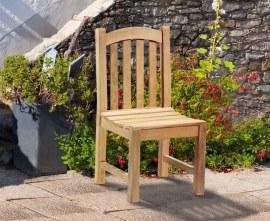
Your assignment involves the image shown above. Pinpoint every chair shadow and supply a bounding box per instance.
[105,175,263,221]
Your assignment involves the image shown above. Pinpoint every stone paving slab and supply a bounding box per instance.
[1,165,270,220]
[110,208,186,221]
[164,199,252,221]
[248,188,270,197]
[221,193,270,213]
[140,183,194,206]
[0,174,26,187]
[215,212,270,221]
[0,201,43,220]
[232,171,270,188]
[257,194,270,203]
[25,171,76,184]
[13,197,93,217]
[0,184,54,201]
[0,165,30,181]
[203,170,266,195]
[54,211,122,221]
[12,218,54,221]
[106,173,193,188]
[30,177,119,198]
[162,192,269,221]
[71,191,156,213]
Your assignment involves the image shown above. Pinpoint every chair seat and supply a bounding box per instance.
[101,107,204,130]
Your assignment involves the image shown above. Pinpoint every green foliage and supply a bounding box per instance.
[0,54,74,108]
[106,132,159,175]
[53,56,96,171]
[55,124,95,171]
[171,51,236,140]
[0,55,39,103]
[206,118,270,171]
[197,48,207,55]
[0,53,96,172]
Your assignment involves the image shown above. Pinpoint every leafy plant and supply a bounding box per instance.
[55,124,95,172]
[0,53,96,172]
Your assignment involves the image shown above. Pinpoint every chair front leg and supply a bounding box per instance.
[127,130,141,203]
[95,126,107,184]
[193,123,206,195]
[158,139,169,177]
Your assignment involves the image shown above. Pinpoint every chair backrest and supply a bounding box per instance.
[95,26,171,114]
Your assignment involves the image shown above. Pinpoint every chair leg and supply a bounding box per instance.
[193,123,206,195]
[95,126,107,184]
[158,139,169,177]
[127,130,141,203]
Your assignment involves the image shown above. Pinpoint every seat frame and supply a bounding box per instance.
[95,26,206,203]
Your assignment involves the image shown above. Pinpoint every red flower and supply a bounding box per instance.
[258,152,266,160]
[247,72,258,81]
[179,102,186,110]
[231,110,239,116]
[118,101,122,109]
[144,78,148,86]
[188,76,196,81]
[169,146,176,154]
[237,86,245,93]
[118,90,122,98]
[117,158,126,166]
[224,168,233,173]
[204,93,210,99]
[177,60,184,68]
[214,114,223,127]
[152,157,158,164]
[150,174,157,178]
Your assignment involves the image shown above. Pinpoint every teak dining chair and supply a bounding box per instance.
[95,26,206,203]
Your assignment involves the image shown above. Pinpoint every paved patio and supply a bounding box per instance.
[1,164,270,221]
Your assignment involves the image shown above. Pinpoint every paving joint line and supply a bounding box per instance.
[6,196,54,201]
[10,199,52,220]
[25,177,75,184]
[28,183,68,199]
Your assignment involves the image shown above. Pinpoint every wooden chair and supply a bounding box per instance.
[95,26,206,203]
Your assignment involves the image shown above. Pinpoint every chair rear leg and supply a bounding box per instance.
[158,139,169,177]
[193,123,206,195]
[95,127,107,184]
[127,130,141,203]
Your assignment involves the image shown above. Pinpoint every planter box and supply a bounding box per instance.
[12,103,70,176]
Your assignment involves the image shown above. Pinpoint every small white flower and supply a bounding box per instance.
[212,0,217,11]
[216,47,222,52]
[212,0,223,11]
[220,9,226,15]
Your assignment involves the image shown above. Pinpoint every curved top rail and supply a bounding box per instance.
[105,27,163,45]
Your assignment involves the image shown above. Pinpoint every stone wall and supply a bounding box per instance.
[56,0,270,120]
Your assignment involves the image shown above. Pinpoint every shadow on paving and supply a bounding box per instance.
[0,165,266,221]
[0,165,30,187]
[103,176,263,221]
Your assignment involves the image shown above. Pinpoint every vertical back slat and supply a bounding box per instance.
[95,28,107,114]
[160,26,171,107]
[110,43,118,110]
[136,40,144,108]
[149,41,157,107]
[123,40,132,109]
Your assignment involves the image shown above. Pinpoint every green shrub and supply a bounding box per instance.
[0,53,96,172]
[55,124,95,172]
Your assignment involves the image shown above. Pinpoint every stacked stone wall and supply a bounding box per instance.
[57,0,270,120]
